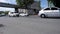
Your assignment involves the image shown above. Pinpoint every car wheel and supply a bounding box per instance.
[26,15,29,16]
[40,14,46,18]
[16,15,19,17]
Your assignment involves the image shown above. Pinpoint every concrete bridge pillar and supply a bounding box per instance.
[15,8,19,17]
[15,8,19,13]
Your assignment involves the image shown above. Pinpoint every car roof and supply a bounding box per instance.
[43,7,59,9]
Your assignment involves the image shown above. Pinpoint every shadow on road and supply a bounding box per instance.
[43,17,60,19]
[0,24,4,28]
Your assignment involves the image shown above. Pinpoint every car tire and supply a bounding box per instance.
[40,14,46,18]
[26,15,29,16]
[16,15,19,17]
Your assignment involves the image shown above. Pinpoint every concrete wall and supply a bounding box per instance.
[18,9,28,13]
[18,9,36,15]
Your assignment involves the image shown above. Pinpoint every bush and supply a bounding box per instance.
[4,11,9,15]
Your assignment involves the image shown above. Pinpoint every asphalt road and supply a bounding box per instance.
[0,15,60,34]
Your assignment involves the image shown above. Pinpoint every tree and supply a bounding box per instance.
[4,11,9,15]
[47,0,54,7]
[16,0,34,9]
[47,0,60,8]
[53,0,60,8]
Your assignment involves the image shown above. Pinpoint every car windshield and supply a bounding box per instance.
[51,8,58,10]
[44,8,50,10]
[20,12,27,14]
[11,12,18,14]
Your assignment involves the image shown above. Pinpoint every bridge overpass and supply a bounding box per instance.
[0,2,21,12]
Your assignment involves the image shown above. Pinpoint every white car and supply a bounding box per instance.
[19,12,29,16]
[38,7,60,18]
[8,12,19,17]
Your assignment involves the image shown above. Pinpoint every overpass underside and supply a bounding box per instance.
[0,2,21,13]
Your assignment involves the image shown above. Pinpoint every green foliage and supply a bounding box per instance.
[4,11,9,15]
[0,11,4,14]
[48,0,52,2]
[47,0,60,8]
[47,0,54,7]
[48,0,54,3]
[0,11,9,15]
[52,0,60,8]
[16,0,34,8]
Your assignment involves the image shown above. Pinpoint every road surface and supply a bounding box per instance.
[0,15,60,34]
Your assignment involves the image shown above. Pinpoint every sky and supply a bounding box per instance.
[0,0,48,11]
[41,0,48,8]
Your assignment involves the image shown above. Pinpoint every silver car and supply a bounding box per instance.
[38,7,60,18]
